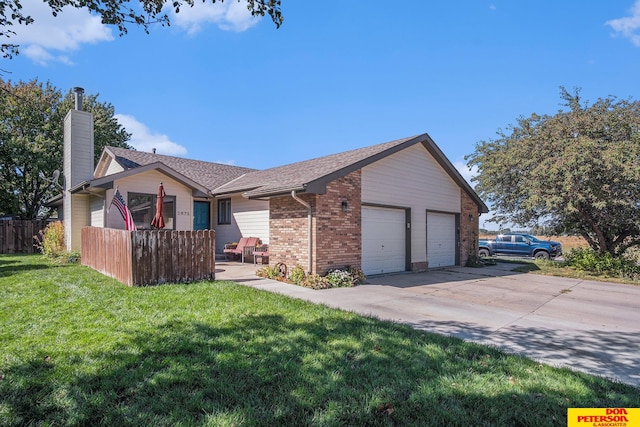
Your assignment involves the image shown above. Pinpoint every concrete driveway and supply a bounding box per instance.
[216,262,640,387]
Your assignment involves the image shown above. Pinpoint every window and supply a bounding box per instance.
[217,198,231,225]
[128,192,176,230]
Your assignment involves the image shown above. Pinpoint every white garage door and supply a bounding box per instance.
[427,212,456,268]
[362,206,406,275]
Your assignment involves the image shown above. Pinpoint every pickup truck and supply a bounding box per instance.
[478,234,562,260]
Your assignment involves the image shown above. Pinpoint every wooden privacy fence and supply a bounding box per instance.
[82,227,216,286]
[1,220,49,254]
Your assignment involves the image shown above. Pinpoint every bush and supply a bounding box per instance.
[300,274,332,290]
[288,265,306,285]
[325,266,366,288]
[256,265,282,280]
[66,251,81,264]
[565,248,640,280]
[35,221,65,258]
[256,264,366,290]
[345,266,366,285]
[34,222,80,263]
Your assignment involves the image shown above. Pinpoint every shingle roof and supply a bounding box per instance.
[103,133,488,213]
[105,147,255,191]
[213,135,420,197]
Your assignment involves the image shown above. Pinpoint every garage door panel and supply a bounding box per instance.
[427,212,456,268]
[362,207,405,275]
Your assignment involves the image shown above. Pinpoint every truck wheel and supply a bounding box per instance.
[478,249,490,257]
[534,251,550,261]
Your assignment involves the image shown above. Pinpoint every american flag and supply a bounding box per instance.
[110,189,137,231]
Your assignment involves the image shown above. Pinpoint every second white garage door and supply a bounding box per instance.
[362,206,406,275]
[427,212,456,268]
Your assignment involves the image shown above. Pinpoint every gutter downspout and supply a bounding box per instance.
[291,190,312,274]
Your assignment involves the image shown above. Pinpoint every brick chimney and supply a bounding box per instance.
[63,87,95,251]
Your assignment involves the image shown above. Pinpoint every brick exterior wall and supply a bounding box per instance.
[460,190,480,266]
[269,171,481,274]
[411,261,428,272]
[268,192,315,272]
[268,171,362,275]
[314,171,362,275]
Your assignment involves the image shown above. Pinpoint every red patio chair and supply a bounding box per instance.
[223,237,260,263]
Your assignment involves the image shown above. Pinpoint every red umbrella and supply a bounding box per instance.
[150,182,166,229]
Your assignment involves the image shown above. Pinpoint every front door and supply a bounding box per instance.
[193,201,210,230]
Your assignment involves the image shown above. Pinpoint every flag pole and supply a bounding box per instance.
[106,185,119,213]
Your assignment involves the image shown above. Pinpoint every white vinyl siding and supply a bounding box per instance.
[63,110,94,188]
[362,144,461,267]
[62,110,94,251]
[94,154,125,178]
[215,196,269,253]
[106,170,193,230]
[90,196,104,227]
[105,159,125,176]
[66,194,90,251]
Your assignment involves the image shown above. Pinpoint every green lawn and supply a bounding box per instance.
[505,259,640,285]
[1,255,638,426]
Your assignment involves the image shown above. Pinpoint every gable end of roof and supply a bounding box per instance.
[236,133,487,214]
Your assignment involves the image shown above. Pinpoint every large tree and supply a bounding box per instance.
[1,0,283,58]
[466,87,640,256]
[0,79,131,219]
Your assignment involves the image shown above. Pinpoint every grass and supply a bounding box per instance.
[506,259,640,286]
[1,255,639,426]
[479,234,640,285]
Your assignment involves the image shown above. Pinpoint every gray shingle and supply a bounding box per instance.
[213,135,420,196]
[106,147,255,191]
[104,134,487,213]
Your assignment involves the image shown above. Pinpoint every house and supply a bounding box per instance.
[59,89,488,276]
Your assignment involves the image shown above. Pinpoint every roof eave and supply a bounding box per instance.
[44,193,63,208]
[418,138,489,213]
[300,134,429,195]
[235,132,488,213]
[244,185,307,199]
[90,162,212,198]
[94,148,117,177]
[213,185,262,198]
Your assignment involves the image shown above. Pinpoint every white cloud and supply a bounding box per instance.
[11,1,113,64]
[10,0,258,64]
[115,114,188,156]
[606,0,640,46]
[454,160,478,186]
[171,0,261,35]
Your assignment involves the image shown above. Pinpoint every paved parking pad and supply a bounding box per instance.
[216,262,640,387]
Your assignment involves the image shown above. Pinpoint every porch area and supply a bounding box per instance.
[214,261,264,283]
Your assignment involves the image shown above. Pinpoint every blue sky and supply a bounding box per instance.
[4,1,640,227]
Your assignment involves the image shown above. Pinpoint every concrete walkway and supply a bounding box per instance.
[215,262,640,387]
